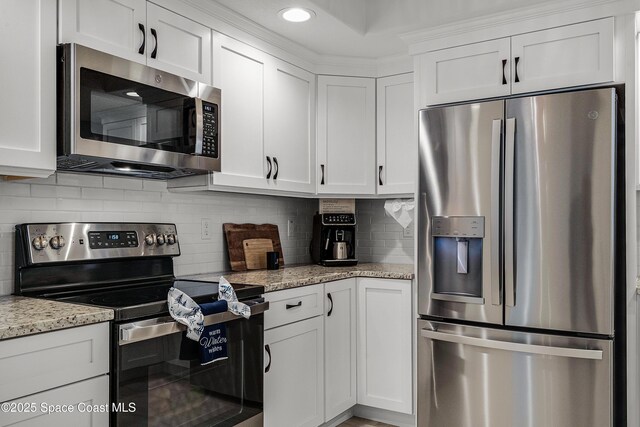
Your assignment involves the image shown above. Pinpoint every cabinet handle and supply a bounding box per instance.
[273,157,279,181]
[138,23,145,55]
[327,293,333,316]
[150,28,158,59]
[266,156,272,179]
[286,301,302,309]
[501,59,507,85]
[378,165,383,186]
[320,164,325,185]
[514,56,520,83]
[265,344,271,373]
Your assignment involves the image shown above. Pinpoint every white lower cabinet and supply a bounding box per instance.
[357,278,412,414]
[0,322,110,427]
[264,279,413,426]
[324,279,357,421]
[0,376,109,427]
[264,316,324,427]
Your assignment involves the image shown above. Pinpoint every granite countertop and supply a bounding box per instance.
[0,296,113,341]
[183,263,414,293]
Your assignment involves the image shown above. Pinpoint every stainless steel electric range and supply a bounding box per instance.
[14,223,267,427]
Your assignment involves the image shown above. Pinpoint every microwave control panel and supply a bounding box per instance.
[201,101,218,158]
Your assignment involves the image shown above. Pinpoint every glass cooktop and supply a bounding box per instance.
[53,279,263,322]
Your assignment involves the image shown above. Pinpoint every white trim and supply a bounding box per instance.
[352,404,415,427]
[402,0,640,54]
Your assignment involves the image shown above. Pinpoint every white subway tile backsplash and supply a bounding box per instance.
[103,176,144,190]
[356,199,414,265]
[0,172,316,295]
[57,173,103,188]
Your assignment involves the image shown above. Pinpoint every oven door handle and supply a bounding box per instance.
[119,300,269,345]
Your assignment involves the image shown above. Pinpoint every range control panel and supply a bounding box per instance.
[321,213,356,226]
[22,223,180,264]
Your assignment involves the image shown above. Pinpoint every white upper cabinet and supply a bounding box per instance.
[510,18,614,95]
[265,59,316,193]
[145,3,211,84]
[376,73,415,195]
[420,18,614,105]
[210,34,268,190]
[59,0,147,64]
[423,38,511,105]
[0,0,56,178]
[59,0,212,84]
[317,76,376,195]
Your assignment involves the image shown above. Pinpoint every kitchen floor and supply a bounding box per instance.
[339,417,395,427]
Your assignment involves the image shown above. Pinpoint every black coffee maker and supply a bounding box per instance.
[311,213,358,266]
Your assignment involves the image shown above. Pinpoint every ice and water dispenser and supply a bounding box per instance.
[431,216,484,300]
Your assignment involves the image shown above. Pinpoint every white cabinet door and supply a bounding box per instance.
[324,279,357,421]
[145,3,212,84]
[0,0,56,178]
[357,278,412,414]
[422,38,511,105]
[317,76,376,195]
[265,59,316,193]
[211,34,268,190]
[58,0,147,64]
[264,316,324,427]
[377,73,415,195]
[0,375,109,427]
[511,18,614,94]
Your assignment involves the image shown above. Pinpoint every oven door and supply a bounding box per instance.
[115,302,267,427]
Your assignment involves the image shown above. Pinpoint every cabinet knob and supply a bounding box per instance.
[514,56,520,83]
[266,156,272,179]
[327,293,334,316]
[501,59,507,85]
[138,23,145,55]
[320,164,325,185]
[378,165,384,186]
[265,344,272,373]
[273,157,279,181]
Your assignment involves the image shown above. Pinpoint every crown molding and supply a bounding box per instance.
[401,0,640,54]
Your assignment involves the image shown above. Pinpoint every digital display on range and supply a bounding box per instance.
[88,231,138,249]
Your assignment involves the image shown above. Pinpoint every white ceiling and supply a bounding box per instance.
[209,0,553,59]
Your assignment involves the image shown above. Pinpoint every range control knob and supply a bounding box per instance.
[32,235,48,250]
[144,234,156,246]
[156,234,166,245]
[166,234,177,245]
[50,236,66,250]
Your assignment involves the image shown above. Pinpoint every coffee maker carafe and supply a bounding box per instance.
[311,213,358,266]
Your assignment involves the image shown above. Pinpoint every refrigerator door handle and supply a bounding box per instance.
[504,117,516,307]
[490,119,502,306]
[420,329,603,360]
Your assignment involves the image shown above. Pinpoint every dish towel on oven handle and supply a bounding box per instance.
[218,277,251,319]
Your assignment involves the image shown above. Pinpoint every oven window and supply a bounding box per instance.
[79,68,196,153]
[115,316,263,427]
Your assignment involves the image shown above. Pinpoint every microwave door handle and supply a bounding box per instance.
[194,98,204,155]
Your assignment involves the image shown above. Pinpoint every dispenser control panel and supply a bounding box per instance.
[431,216,484,238]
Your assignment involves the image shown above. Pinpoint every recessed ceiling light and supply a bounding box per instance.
[125,91,140,97]
[279,7,315,23]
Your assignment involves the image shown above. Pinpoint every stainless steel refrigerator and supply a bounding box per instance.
[417,87,624,427]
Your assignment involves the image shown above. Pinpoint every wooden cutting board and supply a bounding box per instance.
[243,238,274,270]
[223,223,284,271]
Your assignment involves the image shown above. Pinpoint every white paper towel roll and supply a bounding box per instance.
[384,199,415,229]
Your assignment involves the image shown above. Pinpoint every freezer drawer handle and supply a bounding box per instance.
[421,329,603,360]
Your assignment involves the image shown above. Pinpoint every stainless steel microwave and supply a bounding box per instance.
[57,44,221,179]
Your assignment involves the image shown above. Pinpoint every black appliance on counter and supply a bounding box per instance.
[310,213,358,266]
[14,223,267,427]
